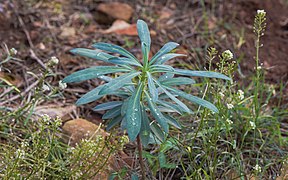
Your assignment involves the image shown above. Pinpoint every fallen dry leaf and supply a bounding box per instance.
[0,72,22,87]
[159,7,174,20]
[60,27,76,38]
[97,2,133,21]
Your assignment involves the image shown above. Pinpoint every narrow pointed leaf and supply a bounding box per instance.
[137,19,151,52]
[150,121,165,142]
[154,80,192,114]
[102,106,121,119]
[92,42,139,62]
[99,72,141,95]
[161,77,196,86]
[147,72,158,102]
[157,100,182,115]
[137,20,151,66]
[70,48,115,62]
[109,57,142,67]
[145,91,169,133]
[93,101,122,111]
[126,82,144,141]
[140,104,151,147]
[76,85,105,105]
[121,97,130,116]
[106,116,122,131]
[167,87,219,113]
[155,53,186,65]
[158,73,174,81]
[164,114,182,129]
[150,65,175,73]
[173,69,231,80]
[149,42,179,65]
[62,66,130,83]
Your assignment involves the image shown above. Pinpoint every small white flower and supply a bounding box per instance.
[42,84,50,92]
[15,149,25,159]
[50,56,59,65]
[257,10,266,16]
[222,50,233,60]
[227,103,234,109]
[257,66,262,70]
[10,48,17,55]
[254,164,262,172]
[237,90,244,100]
[226,119,233,125]
[219,92,225,98]
[59,80,67,90]
[249,121,256,129]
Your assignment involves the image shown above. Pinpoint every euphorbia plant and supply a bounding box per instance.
[63,19,230,178]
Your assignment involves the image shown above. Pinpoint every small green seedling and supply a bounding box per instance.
[62,20,230,144]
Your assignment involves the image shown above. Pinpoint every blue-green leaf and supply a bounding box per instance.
[126,82,144,141]
[102,106,121,119]
[173,69,231,80]
[145,91,169,133]
[147,72,158,102]
[106,116,122,131]
[154,53,186,65]
[92,42,139,62]
[121,97,130,116]
[62,66,130,83]
[140,104,151,147]
[109,57,142,67]
[131,173,139,180]
[154,80,192,114]
[161,77,196,86]
[150,121,165,142]
[76,85,105,105]
[157,100,182,115]
[167,87,219,113]
[164,114,182,129]
[93,101,122,111]
[149,42,179,65]
[150,65,175,73]
[158,73,174,81]
[70,48,115,62]
[137,19,151,52]
[99,72,141,95]
[137,20,151,66]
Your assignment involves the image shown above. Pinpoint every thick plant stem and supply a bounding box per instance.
[137,135,145,180]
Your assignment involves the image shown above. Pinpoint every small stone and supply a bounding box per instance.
[97,2,134,21]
